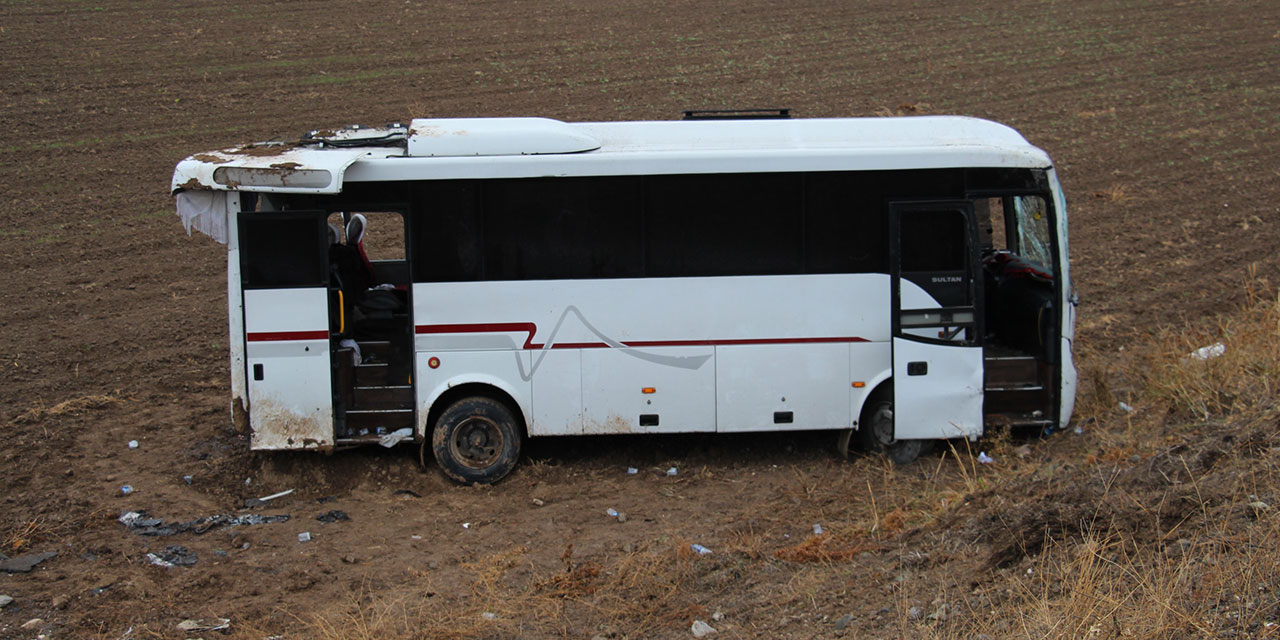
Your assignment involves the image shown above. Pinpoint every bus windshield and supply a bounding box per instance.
[1014,195,1053,269]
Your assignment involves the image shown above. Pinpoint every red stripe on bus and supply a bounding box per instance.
[413,323,867,348]
[624,336,868,347]
[416,322,540,348]
[247,330,329,342]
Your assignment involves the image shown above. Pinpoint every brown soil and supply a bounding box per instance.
[1,0,1277,638]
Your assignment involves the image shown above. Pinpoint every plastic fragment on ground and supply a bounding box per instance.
[146,546,196,567]
[378,427,413,448]
[691,619,718,637]
[0,552,57,573]
[119,510,290,536]
[1189,342,1226,360]
[177,618,230,632]
[245,488,294,508]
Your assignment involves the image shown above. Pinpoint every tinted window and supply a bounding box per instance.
[644,173,802,277]
[238,213,327,289]
[411,181,484,282]
[900,209,967,272]
[805,172,887,274]
[484,177,643,280]
[407,171,981,283]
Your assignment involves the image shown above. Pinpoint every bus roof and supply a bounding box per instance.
[171,116,1052,195]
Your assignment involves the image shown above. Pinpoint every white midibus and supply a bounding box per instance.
[172,111,1076,484]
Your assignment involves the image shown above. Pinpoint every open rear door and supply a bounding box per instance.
[890,201,984,441]
[238,211,335,449]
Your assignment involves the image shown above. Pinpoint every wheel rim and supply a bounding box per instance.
[870,403,896,445]
[449,416,505,469]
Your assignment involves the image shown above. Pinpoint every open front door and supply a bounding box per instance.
[890,201,984,441]
[238,211,335,449]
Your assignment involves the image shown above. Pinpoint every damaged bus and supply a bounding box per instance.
[172,112,1077,484]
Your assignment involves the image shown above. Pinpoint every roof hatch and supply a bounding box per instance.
[406,117,600,157]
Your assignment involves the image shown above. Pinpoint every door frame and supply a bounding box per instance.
[887,199,985,441]
[237,210,336,449]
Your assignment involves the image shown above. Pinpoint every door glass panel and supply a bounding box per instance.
[239,214,327,289]
[899,208,971,308]
[901,209,966,272]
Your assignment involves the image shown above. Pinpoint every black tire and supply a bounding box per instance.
[430,396,522,485]
[857,396,924,465]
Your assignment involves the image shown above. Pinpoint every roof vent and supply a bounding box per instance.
[682,108,793,120]
[406,118,600,157]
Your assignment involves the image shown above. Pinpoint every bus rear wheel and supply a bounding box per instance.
[858,398,924,465]
[430,396,521,485]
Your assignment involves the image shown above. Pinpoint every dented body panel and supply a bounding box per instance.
[242,288,334,450]
[172,145,396,195]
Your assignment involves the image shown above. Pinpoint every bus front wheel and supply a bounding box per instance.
[431,396,521,485]
[858,398,924,465]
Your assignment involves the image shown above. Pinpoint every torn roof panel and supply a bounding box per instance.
[170,143,400,194]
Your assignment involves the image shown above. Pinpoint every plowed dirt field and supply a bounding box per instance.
[1,1,1278,638]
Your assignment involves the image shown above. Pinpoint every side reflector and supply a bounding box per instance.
[852,381,866,388]
[428,356,440,369]
[641,387,656,394]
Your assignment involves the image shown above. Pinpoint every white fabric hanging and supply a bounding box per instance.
[176,190,228,244]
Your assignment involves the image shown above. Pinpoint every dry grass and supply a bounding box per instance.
[875,102,933,117]
[2,505,114,554]
[10,390,127,424]
[925,506,1280,639]
[2,517,46,554]
[916,273,1280,639]
[1141,268,1279,419]
[1092,183,1131,203]
[292,540,711,639]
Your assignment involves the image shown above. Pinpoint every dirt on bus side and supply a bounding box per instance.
[1,0,1277,638]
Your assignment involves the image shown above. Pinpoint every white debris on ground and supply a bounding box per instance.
[1189,342,1226,360]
